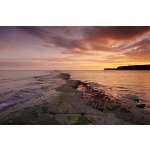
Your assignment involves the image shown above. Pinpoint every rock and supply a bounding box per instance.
[81,82,88,87]
[124,94,139,102]
[91,101,98,109]
[136,103,145,108]
[89,82,101,87]
[67,80,82,89]
[60,73,70,80]
[92,87,100,92]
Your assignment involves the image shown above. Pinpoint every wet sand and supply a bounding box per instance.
[0,72,150,125]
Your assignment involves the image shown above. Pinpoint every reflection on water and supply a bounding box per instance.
[66,70,150,104]
[0,70,52,97]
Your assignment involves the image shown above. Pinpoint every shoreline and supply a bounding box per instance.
[0,72,150,124]
[0,71,65,120]
[60,73,150,124]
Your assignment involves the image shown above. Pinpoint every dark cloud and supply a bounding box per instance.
[19,26,87,50]
[83,26,150,41]
[18,26,150,51]
[49,37,86,50]
[18,26,48,39]
[0,28,15,51]
[19,26,78,39]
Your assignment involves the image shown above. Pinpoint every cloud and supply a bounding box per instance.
[9,27,150,59]
[19,26,77,39]
[0,60,34,67]
[112,38,150,60]
[118,38,150,50]
[19,26,87,50]
[83,26,150,41]
[0,44,11,51]
[4,27,150,50]
[18,26,50,43]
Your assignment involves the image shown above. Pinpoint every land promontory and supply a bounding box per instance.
[104,64,150,70]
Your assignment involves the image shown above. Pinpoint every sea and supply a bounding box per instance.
[0,70,53,95]
[0,70,150,108]
[67,70,150,106]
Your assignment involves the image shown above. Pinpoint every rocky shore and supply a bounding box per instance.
[60,73,150,124]
[0,72,150,125]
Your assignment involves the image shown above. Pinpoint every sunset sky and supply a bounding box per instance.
[0,26,150,70]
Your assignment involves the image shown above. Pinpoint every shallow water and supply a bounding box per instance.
[66,70,150,105]
[0,70,61,111]
[0,70,56,94]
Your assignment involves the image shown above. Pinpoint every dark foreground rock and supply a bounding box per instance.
[136,103,145,108]
[123,94,139,102]
[60,73,70,80]
[77,83,150,124]
[67,80,82,89]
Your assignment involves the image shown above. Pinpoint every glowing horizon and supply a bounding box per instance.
[0,26,150,70]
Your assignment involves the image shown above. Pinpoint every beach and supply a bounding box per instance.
[0,71,149,125]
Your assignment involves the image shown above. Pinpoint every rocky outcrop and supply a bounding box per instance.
[76,82,150,124]
[67,80,82,89]
[136,103,145,108]
[60,73,70,80]
[123,94,139,102]
[78,84,122,111]
[60,73,83,89]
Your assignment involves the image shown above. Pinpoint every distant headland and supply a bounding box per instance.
[104,64,150,70]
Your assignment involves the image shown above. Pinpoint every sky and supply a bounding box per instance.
[0,26,150,70]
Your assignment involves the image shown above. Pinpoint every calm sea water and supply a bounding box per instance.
[0,70,54,95]
[0,70,61,111]
[67,70,150,105]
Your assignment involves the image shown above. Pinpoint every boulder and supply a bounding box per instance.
[60,73,70,80]
[67,80,82,89]
[136,103,145,108]
[124,94,139,102]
